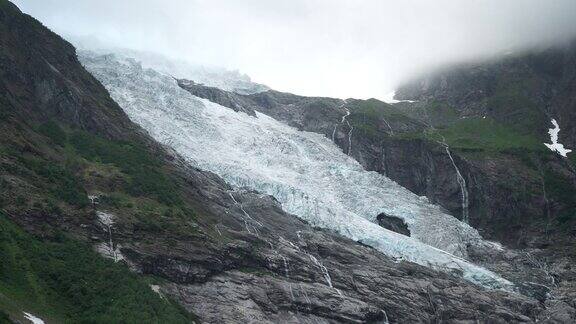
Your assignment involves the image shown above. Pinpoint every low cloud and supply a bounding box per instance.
[14,0,576,99]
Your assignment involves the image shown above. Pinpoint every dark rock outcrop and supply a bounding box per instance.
[377,213,410,236]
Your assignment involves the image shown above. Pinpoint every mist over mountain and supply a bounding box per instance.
[13,0,576,99]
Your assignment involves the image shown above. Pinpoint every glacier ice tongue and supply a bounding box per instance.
[79,51,513,290]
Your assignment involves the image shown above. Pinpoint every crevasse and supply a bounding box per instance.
[79,51,513,290]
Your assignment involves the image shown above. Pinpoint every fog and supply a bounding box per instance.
[14,0,576,99]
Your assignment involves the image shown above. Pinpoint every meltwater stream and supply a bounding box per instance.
[79,51,512,289]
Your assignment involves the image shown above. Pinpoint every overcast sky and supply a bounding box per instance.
[14,0,576,99]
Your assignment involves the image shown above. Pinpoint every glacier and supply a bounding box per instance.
[70,36,268,95]
[79,51,513,290]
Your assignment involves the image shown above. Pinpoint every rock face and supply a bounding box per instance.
[118,187,541,323]
[377,213,410,236]
[393,44,576,242]
[177,55,576,322]
[178,46,576,246]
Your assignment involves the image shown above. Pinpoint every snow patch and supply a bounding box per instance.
[150,284,165,299]
[383,91,416,104]
[544,119,572,157]
[23,312,45,324]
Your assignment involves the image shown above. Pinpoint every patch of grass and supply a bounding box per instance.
[347,99,415,137]
[37,121,67,147]
[0,213,195,323]
[18,155,88,207]
[428,117,543,152]
[486,76,546,134]
[98,192,198,236]
[423,101,460,126]
[543,169,576,223]
[69,131,182,206]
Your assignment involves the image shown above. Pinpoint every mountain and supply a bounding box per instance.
[0,0,575,322]
[178,62,576,250]
[174,47,576,321]
[68,39,270,96]
[393,44,576,255]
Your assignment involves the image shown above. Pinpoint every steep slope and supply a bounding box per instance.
[394,44,576,247]
[78,49,560,321]
[0,0,194,322]
[175,56,576,320]
[80,50,515,288]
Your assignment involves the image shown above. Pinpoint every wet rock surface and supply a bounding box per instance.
[118,184,542,323]
[376,213,410,236]
[178,68,576,322]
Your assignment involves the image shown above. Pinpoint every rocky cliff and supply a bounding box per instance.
[178,50,576,322]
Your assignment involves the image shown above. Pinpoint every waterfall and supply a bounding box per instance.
[282,236,343,296]
[331,124,337,142]
[346,120,354,155]
[333,101,353,155]
[228,191,263,234]
[312,257,342,296]
[380,309,390,324]
[341,107,354,155]
[440,141,469,223]
[381,116,394,136]
[96,211,122,262]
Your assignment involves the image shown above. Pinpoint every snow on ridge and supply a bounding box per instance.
[23,312,45,324]
[79,50,513,290]
[73,45,268,95]
[383,91,417,104]
[544,119,572,157]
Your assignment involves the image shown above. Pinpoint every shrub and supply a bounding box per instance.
[69,131,181,205]
[0,213,194,322]
[37,121,67,146]
[20,156,88,207]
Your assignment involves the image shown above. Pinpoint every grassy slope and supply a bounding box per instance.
[346,98,421,138]
[0,118,199,322]
[0,213,192,323]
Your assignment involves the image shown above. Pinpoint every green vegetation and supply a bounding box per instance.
[486,75,546,134]
[98,192,198,236]
[347,99,415,137]
[0,310,10,324]
[420,101,459,126]
[0,213,194,323]
[18,155,89,207]
[69,131,182,206]
[543,169,576,223]
[37,121,68,146]
[427,117,543,152]
[0,119,201,321]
